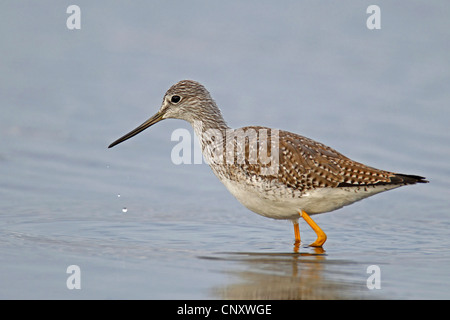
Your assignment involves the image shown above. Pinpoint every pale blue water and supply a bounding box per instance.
[1,1,450,299]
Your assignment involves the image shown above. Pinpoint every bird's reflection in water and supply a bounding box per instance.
[203,246,372,300]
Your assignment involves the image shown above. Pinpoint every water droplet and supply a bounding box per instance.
[122,207,128,213]
[117,194,121,198]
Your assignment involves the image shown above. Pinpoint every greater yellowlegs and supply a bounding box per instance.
[108,80,428,248]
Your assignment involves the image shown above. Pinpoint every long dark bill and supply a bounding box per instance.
[108,112,164,148]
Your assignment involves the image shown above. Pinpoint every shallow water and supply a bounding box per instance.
[1,1,450,299]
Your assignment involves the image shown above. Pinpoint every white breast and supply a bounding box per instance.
[219,177,400,220]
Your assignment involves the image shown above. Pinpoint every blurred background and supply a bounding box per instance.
[0,1,449,299]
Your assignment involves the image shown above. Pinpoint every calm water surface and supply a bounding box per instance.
[1,1,449,299]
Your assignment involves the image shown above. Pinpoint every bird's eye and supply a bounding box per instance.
[171,95,181,103]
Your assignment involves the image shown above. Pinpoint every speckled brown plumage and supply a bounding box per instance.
[201,125,426,193]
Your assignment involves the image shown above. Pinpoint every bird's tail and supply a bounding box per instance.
[393,174,429,184]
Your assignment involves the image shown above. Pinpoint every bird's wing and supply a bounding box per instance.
[217,126,424,192]
[277,129,400,190]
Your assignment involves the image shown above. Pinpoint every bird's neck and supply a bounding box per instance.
[192,118,228,134]
[190,112,230,165]
[192,117,229,145]
[190,104,230,139]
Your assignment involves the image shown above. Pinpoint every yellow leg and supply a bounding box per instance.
[299,210,327,247]
[293,220,301,243]
[292,220,301,253]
